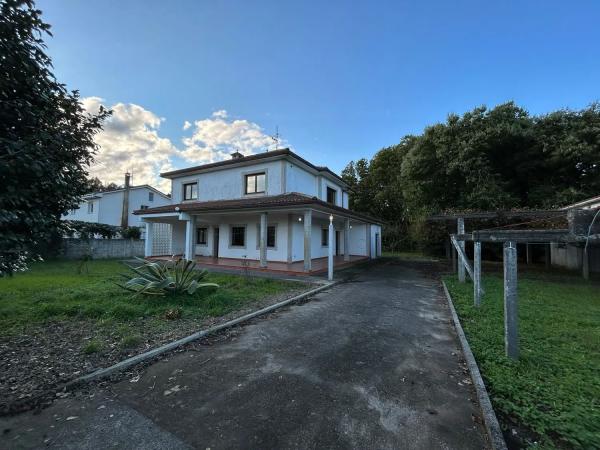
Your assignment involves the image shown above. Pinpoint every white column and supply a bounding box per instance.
[474,241,482,307]
[259,212,267,268]
[286,214,293,264]
[328,215,334,281]
[144,221,153,257]
[503,241,519,360]
[184,216,195,260]
[344,218,350,262]
[303,210,312,272]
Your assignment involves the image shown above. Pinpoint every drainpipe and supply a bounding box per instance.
[121,172,131,229]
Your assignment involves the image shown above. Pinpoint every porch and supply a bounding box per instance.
[151,255,368,275]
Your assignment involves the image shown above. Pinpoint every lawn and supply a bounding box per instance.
[0,259,308,413]
[0,259,303,336]
[445,274,600,449]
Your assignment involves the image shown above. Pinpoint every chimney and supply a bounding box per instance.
[231,151,244,160]
[121,172,131,229]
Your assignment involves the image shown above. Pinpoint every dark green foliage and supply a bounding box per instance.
[344,102,600,251]
[0,0,110,275]
[120,226,141,240]
[64,220,120,240]
[445,275,600,449]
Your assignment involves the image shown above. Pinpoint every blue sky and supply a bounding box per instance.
[38,0,600,189]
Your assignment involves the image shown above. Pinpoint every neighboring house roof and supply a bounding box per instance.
[160,148,348,188]
[82,185,171,200]
[133,192,381,224]
[561,195,600,210]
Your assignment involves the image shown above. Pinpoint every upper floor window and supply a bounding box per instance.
[197,227,208,245]
[140,205,149,210]
[326,187,337,205]
[148,192,154,202]
[87,201,94,214]
[183,182,198,201]
[245,172,266,194]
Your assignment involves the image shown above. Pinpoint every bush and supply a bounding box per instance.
[119,258,219,297]
[121,227,141,239]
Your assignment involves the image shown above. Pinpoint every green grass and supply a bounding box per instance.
[444,274,600,449]
[382,251,438,260]
[0,259,302,336]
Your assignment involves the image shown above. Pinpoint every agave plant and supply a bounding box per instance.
[119,257,218,297]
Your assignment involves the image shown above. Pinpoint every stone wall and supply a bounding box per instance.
[62,238,144,259]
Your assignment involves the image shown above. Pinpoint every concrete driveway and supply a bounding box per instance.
[1,260,488,449]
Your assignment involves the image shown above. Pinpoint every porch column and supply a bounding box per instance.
[303,210,312,272]
[259,212,268,268]
[328,215,334,280]
[144,221,153,257]
[184,216,195,260]
[344,218,350,262]
[457,217,466,282]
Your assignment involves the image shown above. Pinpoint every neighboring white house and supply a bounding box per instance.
[63,177,171,230]
[135,149,382,273]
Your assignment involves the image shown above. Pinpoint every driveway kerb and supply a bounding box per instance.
[66,280,337,388]
[442,280,507,450]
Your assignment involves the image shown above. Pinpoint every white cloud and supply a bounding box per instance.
[180,110,277,164]
[82,97,176,193]
[82,100,285,194]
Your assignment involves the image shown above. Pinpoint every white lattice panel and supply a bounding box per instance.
[152,223,172,256]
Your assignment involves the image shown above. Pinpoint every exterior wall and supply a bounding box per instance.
[171,161,283,203]
[96,191,124,226]
[66,199,100,223]
[128,188,171,226]
[349,224,368,256]
[551,243,600,273]
[62,238,144,259]
[285,161,318,197]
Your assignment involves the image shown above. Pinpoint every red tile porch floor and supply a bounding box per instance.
[150,255,368,275]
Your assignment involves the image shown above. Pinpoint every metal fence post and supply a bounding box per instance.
[457,217,465,283]
[503,241,519,360]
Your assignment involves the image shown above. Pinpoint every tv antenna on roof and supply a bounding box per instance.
[271,126,280,151]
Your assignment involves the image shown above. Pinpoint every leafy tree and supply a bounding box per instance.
[0,0,110,275]
[344,101,600,252]
[85,177,121,193]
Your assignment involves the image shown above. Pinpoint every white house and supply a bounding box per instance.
[135,149,382,274]
[64,175,171,230]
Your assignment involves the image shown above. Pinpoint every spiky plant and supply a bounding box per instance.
[119,258,218,297]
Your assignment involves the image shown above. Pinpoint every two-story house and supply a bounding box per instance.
[135,149,382,273]
[64,174,171,232]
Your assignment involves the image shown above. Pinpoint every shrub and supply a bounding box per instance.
[121,227,141,239]
[119,258,219,297]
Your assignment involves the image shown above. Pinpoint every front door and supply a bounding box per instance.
[213,227,219,258]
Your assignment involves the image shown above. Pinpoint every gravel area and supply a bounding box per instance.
[0,284,315,416]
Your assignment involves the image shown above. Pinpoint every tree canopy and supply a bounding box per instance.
[343,102,600,249]
[0,0,110,274]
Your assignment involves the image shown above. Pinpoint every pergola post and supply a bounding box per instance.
[474,241,482,307]
[344,218,350,262]
[457,217,465,282]
[328,215,334,281]
[503,241,519,360]
[259,212,267,268]
[144,221,153,257]
[303,210,312,272]
[582,247,590,280]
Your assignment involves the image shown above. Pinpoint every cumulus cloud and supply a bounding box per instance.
[180,110,277,164]
[82,99,283,194]
[82,97,176,193]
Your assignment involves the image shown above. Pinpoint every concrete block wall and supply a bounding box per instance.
[62,238,145,259]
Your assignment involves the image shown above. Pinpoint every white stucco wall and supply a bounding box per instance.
[65,199,100,223]
[285,162,318,197]
[171,161,284,204]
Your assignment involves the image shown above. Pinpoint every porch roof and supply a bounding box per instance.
[133,192,382,224]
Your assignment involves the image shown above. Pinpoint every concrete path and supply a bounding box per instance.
[1,260,488,449]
